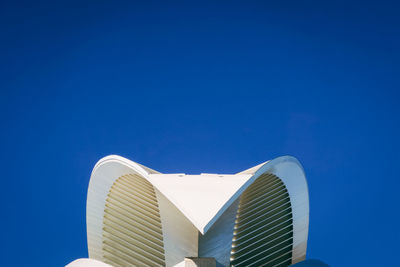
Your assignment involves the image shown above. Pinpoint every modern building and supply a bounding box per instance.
[67,155,312,267]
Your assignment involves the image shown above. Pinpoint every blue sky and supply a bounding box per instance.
[1,1,399,266]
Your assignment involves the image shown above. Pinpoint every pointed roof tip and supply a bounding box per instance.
[147,173,253,234]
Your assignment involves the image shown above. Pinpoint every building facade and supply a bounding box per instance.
[68,155,310,267]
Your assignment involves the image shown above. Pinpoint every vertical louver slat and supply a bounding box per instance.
[102,174,165,267]
[231,173,293,267]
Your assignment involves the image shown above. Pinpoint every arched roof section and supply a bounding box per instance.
[86,155,309,264]
[249,156,309,264]
[86,155,159,260]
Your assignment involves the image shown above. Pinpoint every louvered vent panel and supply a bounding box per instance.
[103,174,165,267]
[231,173,293,267]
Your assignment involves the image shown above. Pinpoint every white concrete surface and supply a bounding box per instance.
[147,173,252,234]
[66,258,112,267]
[85,155,309,266]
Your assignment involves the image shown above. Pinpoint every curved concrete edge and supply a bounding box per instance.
[255,156,309,265]
[87,155,309,265]
[204,155,309,258]
[66,258,112,267]
[86,155,158,260]
[236,160,269,175]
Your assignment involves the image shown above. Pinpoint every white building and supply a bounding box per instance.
[67,155,309,267]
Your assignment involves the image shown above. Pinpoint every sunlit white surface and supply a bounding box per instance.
[86,155,309,266]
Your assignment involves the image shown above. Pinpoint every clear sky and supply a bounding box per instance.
[1,1,399,266]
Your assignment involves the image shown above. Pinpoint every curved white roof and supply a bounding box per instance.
[66,258,112,267]
[86,155,309,265]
